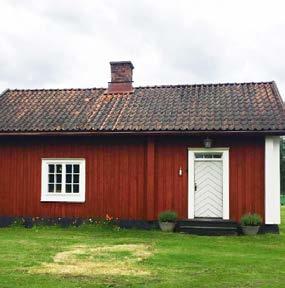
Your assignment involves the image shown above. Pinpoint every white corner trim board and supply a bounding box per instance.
[188,148,229,220]
[265,136,281,224]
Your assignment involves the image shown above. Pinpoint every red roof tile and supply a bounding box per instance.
[0,82,284,133]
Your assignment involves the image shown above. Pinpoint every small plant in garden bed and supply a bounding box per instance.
[158,210,177,232]
[158,211,177,222]
[240,213,262,235]
[240,213,262,226]
[2,214,118,229]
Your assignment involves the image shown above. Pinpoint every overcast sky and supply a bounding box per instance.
[0,0,285,98]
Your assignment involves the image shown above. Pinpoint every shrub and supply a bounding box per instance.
[240,213,262,226]
[158,210,177,222]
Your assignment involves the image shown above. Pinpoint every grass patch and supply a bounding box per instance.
[0,208,285,287]
[31,243,153,277]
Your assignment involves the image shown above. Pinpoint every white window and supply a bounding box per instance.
[41,159,85,202]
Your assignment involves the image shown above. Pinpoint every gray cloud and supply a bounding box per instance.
[0,0,284,98]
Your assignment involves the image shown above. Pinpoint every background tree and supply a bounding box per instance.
[281,137,285,204]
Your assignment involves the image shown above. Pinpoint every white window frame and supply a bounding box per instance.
[188,148,229,220]
[41,158,86,203]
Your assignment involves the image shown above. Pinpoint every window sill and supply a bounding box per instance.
[41,195,85,203]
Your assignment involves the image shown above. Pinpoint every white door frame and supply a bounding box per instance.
[188,148,230,220]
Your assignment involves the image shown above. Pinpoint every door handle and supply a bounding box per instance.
[194,183,197,191]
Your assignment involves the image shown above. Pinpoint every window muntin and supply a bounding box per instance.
[41,159,85,202]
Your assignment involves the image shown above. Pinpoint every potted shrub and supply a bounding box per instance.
[158,210,177,232]
[240,213,262,235]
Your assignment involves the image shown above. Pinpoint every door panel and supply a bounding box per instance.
[194,161,223,218]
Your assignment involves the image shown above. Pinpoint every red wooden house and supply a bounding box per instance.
[0,61,284,234]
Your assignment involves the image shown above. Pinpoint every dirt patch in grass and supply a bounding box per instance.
[30,244,153,277]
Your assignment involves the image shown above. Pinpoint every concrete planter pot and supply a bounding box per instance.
[159,221,176,232]
[241,225,260,235]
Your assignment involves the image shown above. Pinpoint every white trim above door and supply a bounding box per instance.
[188,148,229,220]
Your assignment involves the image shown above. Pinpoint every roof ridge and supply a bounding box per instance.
[134,81,274,89]
[4,81,275,92]
[7,87,106,92]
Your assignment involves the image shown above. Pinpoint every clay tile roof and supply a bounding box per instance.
[0,82,284,133]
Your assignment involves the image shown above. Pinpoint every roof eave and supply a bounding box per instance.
[0,130,284,137]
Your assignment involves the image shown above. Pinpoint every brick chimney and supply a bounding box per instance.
[108,61,134,93]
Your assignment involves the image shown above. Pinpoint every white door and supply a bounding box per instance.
[194,160,223,218]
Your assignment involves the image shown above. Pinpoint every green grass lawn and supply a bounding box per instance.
[0,209,285,288]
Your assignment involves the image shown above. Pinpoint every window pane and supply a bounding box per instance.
[73,174,79,183]
[73,165,80,173]
[195,153,204,158]
[66,174,72,183]
[204,154,212,158]
[48,184,54,193]
[56,174,62,183]
[48,164,55,173]
[66,184,72,193]
[56,184,62,193]
[73,184,79,193]
[213,154,222,158]
[56,164,62,173]
[48,174,54,183]
[66,164,72,173]
[195,153,223,159]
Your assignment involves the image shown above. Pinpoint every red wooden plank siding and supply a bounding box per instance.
[0,136,146,219]
[0,135,265,222]
[154,139,188,219]
[146,137,155,219]
[228,137,265,221]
